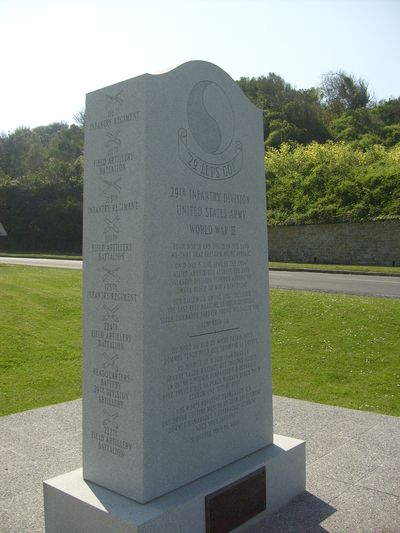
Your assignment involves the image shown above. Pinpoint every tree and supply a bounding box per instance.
[238,74,329,144]
[0,122,84,253]
[0,127,33,177]
[283,101,329,143]
[321,71,372,112]
[73,109,86,127]
[238,73,297,111]
[329,107,381,143]
[373,98,400,126]
[49,124,83,162]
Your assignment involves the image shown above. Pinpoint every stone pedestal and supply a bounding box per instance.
[44,435,305,533]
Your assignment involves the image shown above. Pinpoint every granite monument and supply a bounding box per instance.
[44,60,305,533]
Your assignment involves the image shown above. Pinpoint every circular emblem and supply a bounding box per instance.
[187,81,234,155]
[178,79,243,180]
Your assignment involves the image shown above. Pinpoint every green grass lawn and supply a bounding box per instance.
[271,290,400,416]
[0,265,82,416]
[1,265,399,417]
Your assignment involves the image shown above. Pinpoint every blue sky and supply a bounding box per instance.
[1,0,399,133]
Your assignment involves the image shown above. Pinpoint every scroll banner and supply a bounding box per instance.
[178,128,243,180]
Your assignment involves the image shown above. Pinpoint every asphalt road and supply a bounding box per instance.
[269,269,400,298]
[0,256,83,269]
[1,256,399,298]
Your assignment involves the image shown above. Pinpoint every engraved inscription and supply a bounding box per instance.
[106,90,124,107]
[162,331,262,442]
[102,266,121,283]
[86,84,143,463]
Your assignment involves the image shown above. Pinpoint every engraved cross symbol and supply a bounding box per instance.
[103,353,119,371]
[102,266,121,282]
[105,90,124,106]
[106,130,121,149]
[103,177,122,194]
[103,305,119,323]
[104,216,120,234]
[103,410,119,430]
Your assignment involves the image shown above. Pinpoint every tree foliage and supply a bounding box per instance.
[237,72,400,152]
[0,69,399,252]
[266,142,400,225]
[0,123,83,252]
[321,71,372,112]
[238,73,329,146]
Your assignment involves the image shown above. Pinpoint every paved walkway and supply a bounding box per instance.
[0,396,399,532]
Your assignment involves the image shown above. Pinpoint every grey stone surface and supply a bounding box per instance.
[0,400,82,533]
[307,439,393,485]
[82,61,273,503]
[320,485,400,531]
[356,457,400,497]
[268,220,400,267]
[1,396,399,532]
[306,472,353,504]
[43,435,305,533]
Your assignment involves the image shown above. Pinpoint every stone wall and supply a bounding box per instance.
[268,220,400,266]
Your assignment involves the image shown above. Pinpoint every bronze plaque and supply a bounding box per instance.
[205,467,266,533]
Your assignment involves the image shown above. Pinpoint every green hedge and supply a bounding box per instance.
[266,142,400,225]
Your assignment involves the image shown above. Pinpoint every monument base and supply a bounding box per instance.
[43,435,305,533]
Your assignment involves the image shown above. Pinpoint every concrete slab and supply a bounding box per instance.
[356,457,400,497]
[320,485,400,531]
[1,396,399,532]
